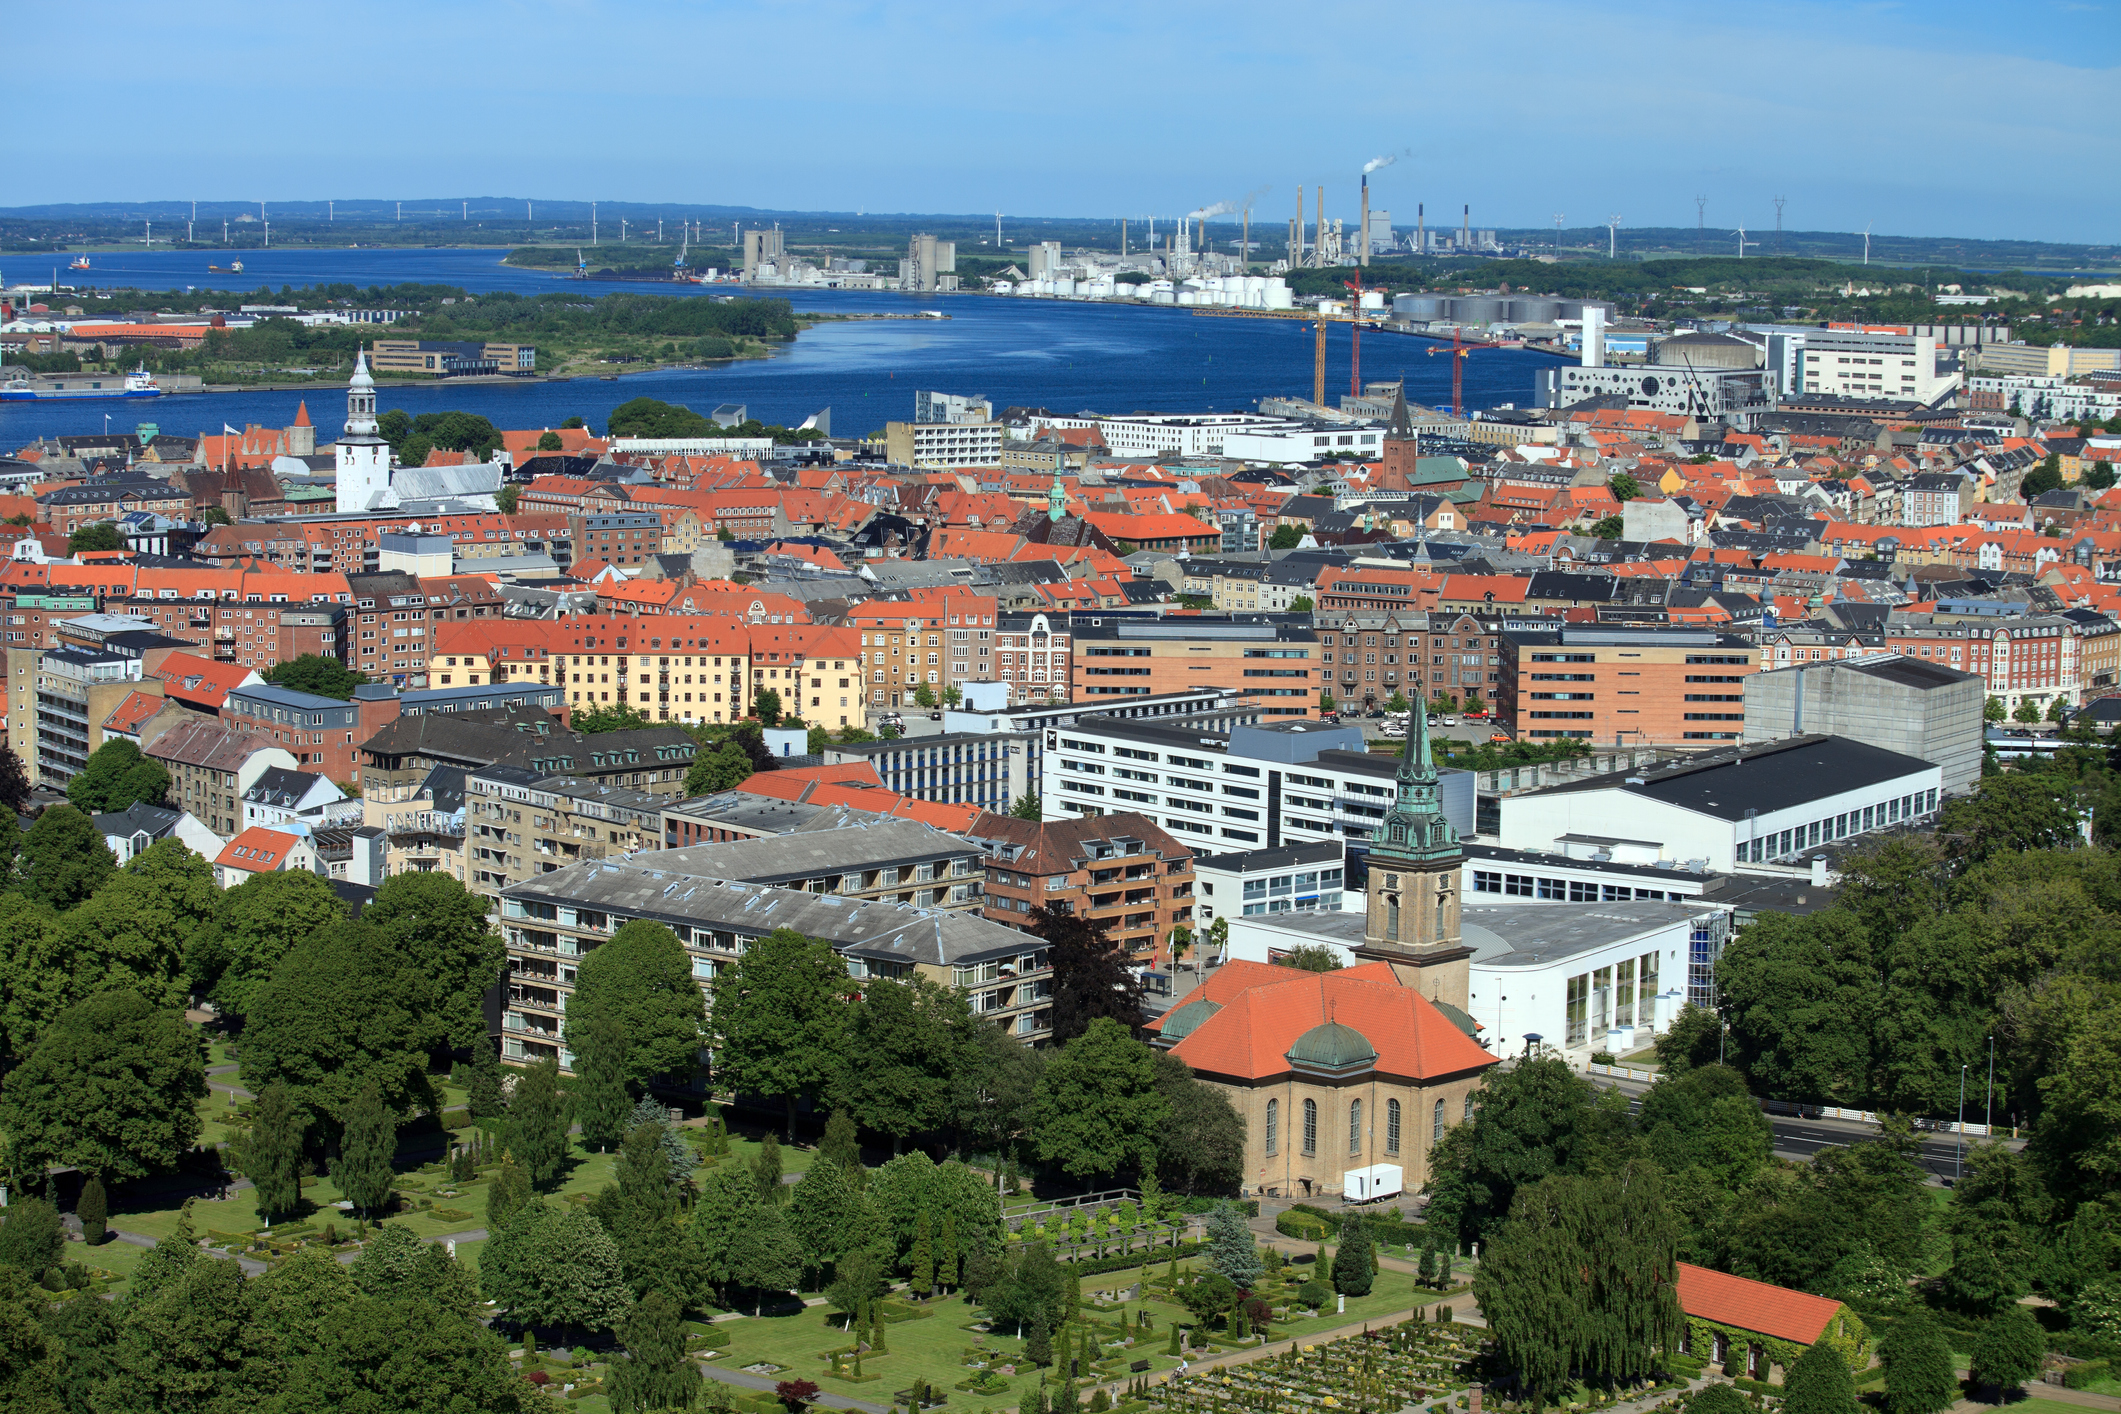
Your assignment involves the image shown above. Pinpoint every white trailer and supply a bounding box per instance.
[1342,1163,1404,1203]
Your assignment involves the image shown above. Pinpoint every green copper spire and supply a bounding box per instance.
[1048,475,1067,523]
[1375,701,1458,864]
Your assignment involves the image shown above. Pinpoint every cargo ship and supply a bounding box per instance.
[0,369,162,401]
[68,257,91,270]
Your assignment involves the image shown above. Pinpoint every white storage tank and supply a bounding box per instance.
[1343,1163,1404,1202]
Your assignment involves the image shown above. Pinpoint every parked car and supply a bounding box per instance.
[1465,708,1490,721]
[1319,710,1341,724]
[1442,715,1459,726]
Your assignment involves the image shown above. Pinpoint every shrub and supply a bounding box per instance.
[2064,1362,2110,1390]
[1276,1212,1332,1242]
[1297,1279,1331,1309]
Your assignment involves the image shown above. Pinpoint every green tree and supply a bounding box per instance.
[1151,1051,1246,1195]
[690,1165,765,1294]
[788,1146,860,1279]
[1385,690,1410,714]
[239,919,435,1133]
[67,523,122,554]
[756,687,783,726]
[204,867,349,1021]
[1651,1005,1723,1074]
[912,683,936,711]
[1278,944,1342,973]
[126,1199,200,1302]
[686,738,756,794]
[536,430,564,452]
[574,1013,633,1153]
[2087,460,2116,491]
[242,1080,305,1224]
[1291,594,1315,612]
[260,653,369,700]
[360,870,505,1052]
[1202,1201,1261,1288]
[1984,695,2007,723]
[1967,1305,2044,1396]
[486,1159,532,1231]
[1783,1339,1859,1414]
[1474,1163,1680,1405]
[480,1201,632,1336]
[329,1083,399,1220]
[2013,697,2044,724]
[1010,793,1042,821]
[0,745,29,817]
[1880,1307,1959,1414]
[347,1222,427,1300]
[0,1198,65,1279]
[1268,523,1305,550]
[77,1173,107,1246]
[1636,1065,1771,1192]
[818,1108,862,1172]
[1589,514,1627,539]
[504,1056,572,1189]
[0,990,205,1183]
[2022,457,2064,499]
[566,918,704,1085]
[1937,772,2083,862]
[494,484,520,514]
[16,805,114,912]
[64,739,169,814]
[1332,1216,1375,1297]
[54,853,206,1016]
[1608,473,1641,502]
[465,1032,506,1119]
[910,1208,935,1296]
[101,1254,251,1412]
[729,1206,805,1314]
[1426,1053,1596,1250]
[712,926,852,1139]
[1030,1018,1169,1182]
[611,1291,702,1413]
[1715,911,1878,1105]
[834,975,977,1152]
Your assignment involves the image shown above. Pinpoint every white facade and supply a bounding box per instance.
[1498,754,1943,874]
[1192,840,1348,931]
[1220,424,1384,465]
[1798,330,1956,404]
[1463,901,1708,1058]
[335,351,397,514]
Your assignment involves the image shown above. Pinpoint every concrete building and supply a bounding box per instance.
[12,646,144,787]
[1498,735,1943,874]
[977,811,1197,970]
[1973,343,2121,378]
[367,339,535,378]
[883,420,1003,468]
[463,765,666,900]
[1535,363,1774,417]
[1192,838,1347,930]
[899,233,958,293]
[1743,655,1984,792]
[1041,715,1475,859]
[1795,329,1956,405]
[742,228,785,279]
[1497,625,1763,747]
[824,730,1034,816]
[497,828,1035,1072]
[146,717,301,839]
[914,391,992,424]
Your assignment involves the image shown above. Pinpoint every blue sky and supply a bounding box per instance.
[18,0,2120,243]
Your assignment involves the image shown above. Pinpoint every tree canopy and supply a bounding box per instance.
[566,918,705,1084]
[0,990,205,1182]
[260,654,370,701]
[64,740,168,815]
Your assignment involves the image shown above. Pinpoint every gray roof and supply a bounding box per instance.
[1194,839,1344,874]
[637,817,981,884]
[502,859,1031,966]
[93,800,181,838]
[1522,733,1937,822]
[244,767,329,808]
[1462,900,1714,969]
[390,461,503,502]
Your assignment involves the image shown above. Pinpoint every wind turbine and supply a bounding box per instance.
[1862,223,1873,265]
[1607,215,1621,259]
[1736,227,1756,258]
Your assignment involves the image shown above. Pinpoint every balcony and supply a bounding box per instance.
[387,809,466,838]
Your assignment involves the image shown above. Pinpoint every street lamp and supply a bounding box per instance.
[1956,1063,1969,1184]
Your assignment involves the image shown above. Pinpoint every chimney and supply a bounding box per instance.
[1810,855,1828,887]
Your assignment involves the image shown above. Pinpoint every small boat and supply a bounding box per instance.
[208,260,245,274]
[68,257,90,270]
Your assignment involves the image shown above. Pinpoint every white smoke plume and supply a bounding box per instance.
[1362,154,1398,175]
[1187,201,1237,220]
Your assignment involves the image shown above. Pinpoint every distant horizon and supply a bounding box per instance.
[14,1,2117,245]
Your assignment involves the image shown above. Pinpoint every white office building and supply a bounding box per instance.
[1497,734,1943,874]
[1795,329,1957,405]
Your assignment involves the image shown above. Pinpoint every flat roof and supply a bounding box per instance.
[1194,838,1345,874]
[1522,733,1935,822]
[1752,652,1977,691]
[1463,900,1712,969]
[1463,843,1709,884]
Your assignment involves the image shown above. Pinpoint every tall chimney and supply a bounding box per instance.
[1294,187,1304,268]
[1316,185,1324,267]
[1462,203,1470,250]
[1417,202,1424,256]
[1360,176,1371,269]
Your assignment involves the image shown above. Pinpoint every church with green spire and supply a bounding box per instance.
[1352,707,1472,1008]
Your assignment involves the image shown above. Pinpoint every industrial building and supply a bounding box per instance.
[1535,363,1775,416]
[1742,654,1983,792]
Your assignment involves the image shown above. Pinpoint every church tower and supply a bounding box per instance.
[335,349,397,514]
[1048,474,1067,523]
[1377,383,1420,492]
[1353,703,1471,1009]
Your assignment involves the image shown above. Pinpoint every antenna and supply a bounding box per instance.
[1553,212,1564,256]
[1607,214,1620,260]
[1773,195,1785,253]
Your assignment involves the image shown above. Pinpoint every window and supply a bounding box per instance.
[1386,1098,1401,1155]
[1432,1098,1445,1145]
[1566,973,1589,1047]
[1265,1098,1279,1156]
[1302,1098,1317,1155]
[1349,1098,1363,1155]
[1464,1094,1475,1121]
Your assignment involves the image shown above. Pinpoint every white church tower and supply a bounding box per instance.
[335,349,398,514]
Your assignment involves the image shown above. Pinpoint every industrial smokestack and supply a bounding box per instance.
[1462,203,1470,250]
[1294,187,1304,267]
[1360,176,1370,269]
[1418,202,1424,256]
[1582,305,1607,368]
[1316,185,1324,268]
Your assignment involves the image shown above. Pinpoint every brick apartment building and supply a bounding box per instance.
[221,681,404,784]
[853,592,1000,710]
[1319,611,1509,712]
[977,810,1196,970]
[1496,625,1762,746]
[1071,618,1320,719]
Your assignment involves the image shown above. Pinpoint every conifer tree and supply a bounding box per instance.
[911,1209,935,1297]
[329,1083,398,1219]
[503,1057,571,1189]
[1204,1200,1262,1288]
[573,1013,633,1153]
[820,1109,862,1171]
[1333,1216,1375,1297]
[938,1212,959,1293]
[465,1032,506,1119]
[77,1174,106,1246]
[1783,1338,1859,1414]
[756,1131,785,1203]
[244,1080,303,1225]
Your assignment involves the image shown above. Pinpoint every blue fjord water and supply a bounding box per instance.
[3,247,1562,444]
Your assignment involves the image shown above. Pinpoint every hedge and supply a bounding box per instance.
[1276,1212,1332,1241]
[2065,1362,2111,1390]
[1176,1198,1258,1217]
[1063,1240,1204,1276]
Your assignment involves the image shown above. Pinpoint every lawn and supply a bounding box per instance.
[707,1251,1439,1414]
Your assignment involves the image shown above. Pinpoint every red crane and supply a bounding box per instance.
[1343,277,1366,397]
[1426,324,1474,418]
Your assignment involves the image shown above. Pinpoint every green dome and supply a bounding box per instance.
[1160,997,1222,1042]
[1285,1021,1378,1074]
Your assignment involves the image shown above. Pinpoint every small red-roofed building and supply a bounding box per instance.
[212,826,319,889]
[1145,959,1497,1198]
[1675,1262,1870,1381]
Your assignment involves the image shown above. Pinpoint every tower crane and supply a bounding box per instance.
[1344,276,1367,397]
[1426,325,1475,419]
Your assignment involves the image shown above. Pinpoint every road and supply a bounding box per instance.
[1588,1072,2015,1185]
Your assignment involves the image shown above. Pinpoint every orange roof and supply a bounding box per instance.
[146,653,260,710]
[101,688,168,737]
[1150,960,1497,1083]
[214,826,300,874]
[1675,1263,1844,1345]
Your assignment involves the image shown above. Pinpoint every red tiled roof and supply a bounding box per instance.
[1675,1263,1844,1345]
[215,826,298,873]
[1150,962,1496,1082]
